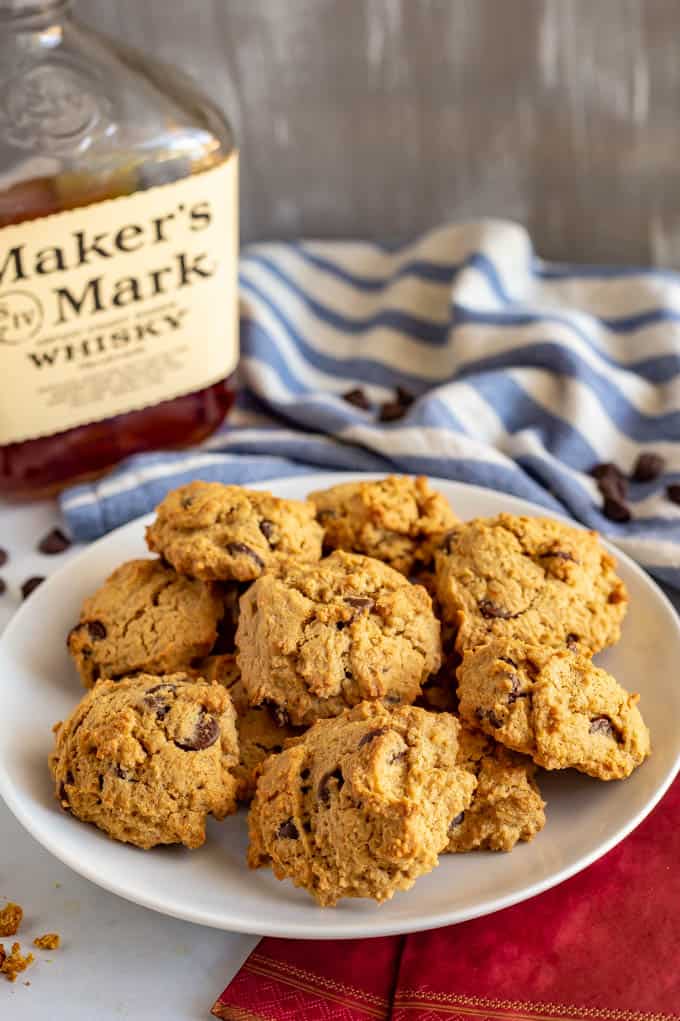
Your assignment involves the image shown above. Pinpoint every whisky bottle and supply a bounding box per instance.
[0,0,238,497]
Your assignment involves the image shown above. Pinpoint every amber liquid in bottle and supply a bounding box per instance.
[0,1,237,498]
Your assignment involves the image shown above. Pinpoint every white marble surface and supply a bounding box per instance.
[0,499,257,1019]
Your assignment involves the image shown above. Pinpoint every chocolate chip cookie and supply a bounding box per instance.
[191,654,304,801]
[67,559,224,688]
[310,475,458,576]
[247,701,476,905]
[49,673,239,849]
[447,728,545,852]
[435,514,627,655]
[236,550,442,726]
[145,481,323,581]
[457,639,650,780]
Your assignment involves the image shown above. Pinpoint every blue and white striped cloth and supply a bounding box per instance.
[60,220,680,589]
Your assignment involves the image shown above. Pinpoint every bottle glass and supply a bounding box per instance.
[0,0,238,498]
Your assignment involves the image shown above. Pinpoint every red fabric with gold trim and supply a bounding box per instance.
[213,777,680,1021]
[211,935,403,1020]
[394,775,680,1020]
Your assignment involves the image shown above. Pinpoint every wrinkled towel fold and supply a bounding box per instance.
[60,220,680,588]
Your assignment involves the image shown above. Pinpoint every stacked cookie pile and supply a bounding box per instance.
[49,476,650,906]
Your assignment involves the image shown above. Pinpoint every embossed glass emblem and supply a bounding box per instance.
[1,60,113,155]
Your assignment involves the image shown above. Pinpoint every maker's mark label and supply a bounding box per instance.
[0,154,239,445]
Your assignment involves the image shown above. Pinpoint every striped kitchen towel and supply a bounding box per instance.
[60,220,680,589]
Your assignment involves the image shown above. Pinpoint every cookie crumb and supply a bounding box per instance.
[0,902,23,937]
[33,933,60,951]
[0,942,34,982]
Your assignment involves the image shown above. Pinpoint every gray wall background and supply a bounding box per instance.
[78,0,680,265]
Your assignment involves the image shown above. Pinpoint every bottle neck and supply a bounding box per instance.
[0,0,71,21]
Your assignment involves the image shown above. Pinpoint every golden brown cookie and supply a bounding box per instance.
[236,550,442,726]
[145,481,323,581]
[457,640,650,780]
[67,559,223,688]
[188,653,304,801]
[49,673,240,848]
[248,701,476,905]
[447,728,545,852]
[435,514,627,655]
[310,475,458,576]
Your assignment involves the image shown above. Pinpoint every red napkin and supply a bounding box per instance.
[212,777,680,1021]
[211,936,404,1019]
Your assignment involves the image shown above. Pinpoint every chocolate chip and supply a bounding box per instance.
[478,599,518,620]
[175,709,220,751]
[378,400,408,422]
[336,620,347,631]
[537,550,578,564]
[342,387,371,411]
[632,452,666,483]
[395,386,415,407]
[506,674,529,705]
[0,548,7,567]
[87,620,107,641]
[378,386,415,421]
[589,716,616,738]
[449,811,465,831]
[303,820,312,834]
[476,707,503,729]
[344,596,374,612]
[180,495,194,509]
[259,520,276,544]
[566,633,579,651]
[144,695,172,720]
[225,542,264,568]
[602,497,631,523]
[0,579,5,596]
[591,462,628,502]
[318,768,344,804]
[300,768,310,780]
[21,576,44,599]
[358,726,389,748]
[66,770,75,785]
[38,527,71,555]
[667,484,680,505]
[440,530,458,555]
[146,683,177,695]
[262,699,290,728]
[276,818,299,840]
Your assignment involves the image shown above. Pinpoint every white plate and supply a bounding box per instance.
[1,473,679,940]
